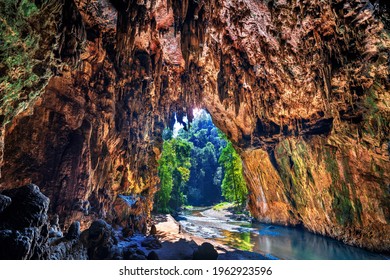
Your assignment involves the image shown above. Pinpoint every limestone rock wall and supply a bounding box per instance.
[0,0,388,252]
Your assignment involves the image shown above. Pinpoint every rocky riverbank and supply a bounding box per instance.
[0,184,268,260]
[151,214,269,260]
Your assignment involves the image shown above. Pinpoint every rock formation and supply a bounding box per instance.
[0,0,389,254]
[0,184,50,259]
[193,242,219,260]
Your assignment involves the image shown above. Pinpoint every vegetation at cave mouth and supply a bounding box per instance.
[155,110,248,213]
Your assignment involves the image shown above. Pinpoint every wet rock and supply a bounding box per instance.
[193,242,218,260]
[65,221,80,240]
[81,219,118,259]
[123,247,147,260]
[122,227,134,237]
[0,184,49,230]
[49,229,63,238]
[0,229,32,259]
[49,214,63,238]
[0,226,49,260]
[0,194,11,214]
[50,215,60,229]
[87,220,113,243]
[234,214,251,222]
[0,185,50,259]
[141,235,161,249]
[49,218,87,260]
[147,251,159,260]
[49,239,88,260]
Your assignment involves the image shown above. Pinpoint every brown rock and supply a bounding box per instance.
[150,224,157,235]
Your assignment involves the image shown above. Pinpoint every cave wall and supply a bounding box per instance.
[0,0,389,252]
[241,137,389,251]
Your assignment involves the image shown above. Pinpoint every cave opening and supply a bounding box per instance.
[154,108,249,214]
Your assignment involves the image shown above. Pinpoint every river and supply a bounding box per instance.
[177,207,388,260]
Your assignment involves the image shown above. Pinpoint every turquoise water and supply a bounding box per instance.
[219,223,388,260]
[178,209,389,260]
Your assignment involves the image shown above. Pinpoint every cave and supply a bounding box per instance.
[0,0,389,260]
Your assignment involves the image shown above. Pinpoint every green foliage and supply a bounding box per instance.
[156,141,175,213]
[155,137,191,213]
[0,0,46,124]
[212,202,233,211]
[20,0,39,17]
[178,110,227,206]
[219,139,248,208]
[157,110,247,212]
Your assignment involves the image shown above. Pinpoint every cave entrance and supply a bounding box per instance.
[154,109,248,214]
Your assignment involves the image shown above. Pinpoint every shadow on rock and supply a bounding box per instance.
[193,242,218,260]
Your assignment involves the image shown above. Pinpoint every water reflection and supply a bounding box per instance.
[223,224,388,260]
[216,230,254,251]
[179,209,388,260]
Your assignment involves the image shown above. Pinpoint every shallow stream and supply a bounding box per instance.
[177,207,388,260]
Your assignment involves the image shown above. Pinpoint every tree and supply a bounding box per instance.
[155,140,175,213]
[155,137,191,213]
[156,109,248,211]
[169,138,191,211]
[219,140,248,208]
[177,110,226,206]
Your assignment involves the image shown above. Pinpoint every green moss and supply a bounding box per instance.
[341,156,354,187]
[362,89,389,141]
[274,140,312,211]
[306,169,315,184]
[20,0,38,17]
[352,198,363,224]
[325,147,341,181]
[323,147,362,225]
[213,202,233,210]
[0,0,58,125]
[277,141,365,226]
[331,182,354,225]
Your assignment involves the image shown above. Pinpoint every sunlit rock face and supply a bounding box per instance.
[0,0,389,252]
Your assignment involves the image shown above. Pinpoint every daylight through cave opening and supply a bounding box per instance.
[154,109,249,214]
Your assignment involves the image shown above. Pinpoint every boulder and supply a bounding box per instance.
[0,185,50,260]
[123,247,147,260]
[81,219,117,259]
[0,229,34,259]
[141,235,161,249]
[0,194,11,214]
[147,251,159,260]
[65,221,80,240]
[193,242,218,260]
[0,184,49,230]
